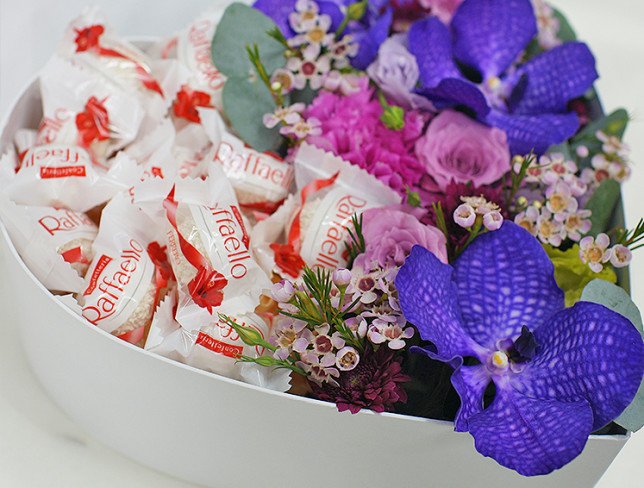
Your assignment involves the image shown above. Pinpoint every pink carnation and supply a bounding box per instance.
[304,78,427,196]
[415,110,511,190]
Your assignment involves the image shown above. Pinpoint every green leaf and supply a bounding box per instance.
[211,3,286,79]
[581,279,642,330]
[552,8,577,42]
[580,279,644,431]
[547,141,573,160]
[544,244,616,307]
[223,76,281,152]
[585,179,621,236]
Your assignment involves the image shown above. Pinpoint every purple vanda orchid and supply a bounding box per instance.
[396,222,644,476]
[408,0,599,155]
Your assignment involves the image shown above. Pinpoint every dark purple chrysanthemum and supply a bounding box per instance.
[408,0,599,155]
[395,222,644,476]
[310,345,410,414]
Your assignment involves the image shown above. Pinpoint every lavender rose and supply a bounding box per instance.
[415,110,511,190]
[367,35,434,111]
[354,206,448,270]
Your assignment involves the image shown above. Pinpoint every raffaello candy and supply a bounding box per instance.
[174,8,227,112]
[58,7,188,123]
[38,55,145,162]
[78,192,173,347]
[252,143,401,278]
[0,195,98,293]
[145,292,290,390]
[201,109,294,216]
[0,145,141,212]
[159,164,272,326]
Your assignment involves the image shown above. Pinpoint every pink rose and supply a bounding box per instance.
[354,207,448,270]
[418,0,463,23]
[415,110,511,190]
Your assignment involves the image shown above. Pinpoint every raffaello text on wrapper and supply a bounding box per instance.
[77,192,173,347]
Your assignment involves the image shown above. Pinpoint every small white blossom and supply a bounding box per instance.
[280,117,322,139]
[483,210,504,231]
[263,103,305,129]
[454,203,476,228]
[514,205,540,236]
[287,44,331,90]
[563,209,592,242]
[536,208,565,247]
[608,244,632,268]
[545,180,578,221]
[579,233,611,273]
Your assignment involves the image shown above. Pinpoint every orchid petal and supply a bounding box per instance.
[253,0,297,37]
[396,246,481,362]
[451,365,490,432]
[453,222,564,351]
[408,17,462,88]
[468,385,592,476]
[418,78,490,118]
[517,302,644,430]
[485,109,579,155]
[511,42,599,115]
[348,8,393,70]
[451,0,537,78]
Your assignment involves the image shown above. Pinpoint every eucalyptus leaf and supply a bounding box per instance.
[585,179,621,236]
[223,76,280,152]
[580,279,642,331]
[547,142,573,160]
[580,279,644,431]
[211,3,285,79]
[552,8,577,42]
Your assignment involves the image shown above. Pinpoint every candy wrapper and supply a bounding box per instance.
[38,55,144,161]
[160,165,272,326]
[58,8,187,123]
[175,9,226,112]
[253,143,401,277]
[201,109,294,216]
[78,192,172,347]
[0,146,142,212]
[0,195,98,293]
[145,292,290,391]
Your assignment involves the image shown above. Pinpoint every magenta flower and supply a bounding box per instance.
[305,79,427,196]
[310,345,410,414]
[354,206,447,270]
[415,110,511,189]
[396,222,644,475]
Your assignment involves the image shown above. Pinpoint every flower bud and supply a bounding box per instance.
[347,1,367,21]
[271,279,296,303]
[232,322,266,347]
[576,145,589,158]
[483,210,504,231]
[609,244,632,268]
[454,204,476,228]
[380,104,406,131]
[332,268,352,287]
[336,346,360,371]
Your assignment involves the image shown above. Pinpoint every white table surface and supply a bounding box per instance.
[0,0,642,486]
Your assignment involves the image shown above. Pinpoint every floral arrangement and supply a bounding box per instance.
[1,0,643,479]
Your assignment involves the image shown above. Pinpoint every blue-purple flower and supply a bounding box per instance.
[396,222,644,476]
[408,0,599,155]
[253,0,393,69]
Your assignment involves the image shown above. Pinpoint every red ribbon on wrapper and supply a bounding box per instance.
[76,96,110,147]
[271,172,339,277]
[173,85,213,123]
[163,187,228,313]
[147,241,174,306]
[74,24,164,96]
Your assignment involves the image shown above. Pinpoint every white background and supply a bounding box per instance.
[0,0,642,486]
